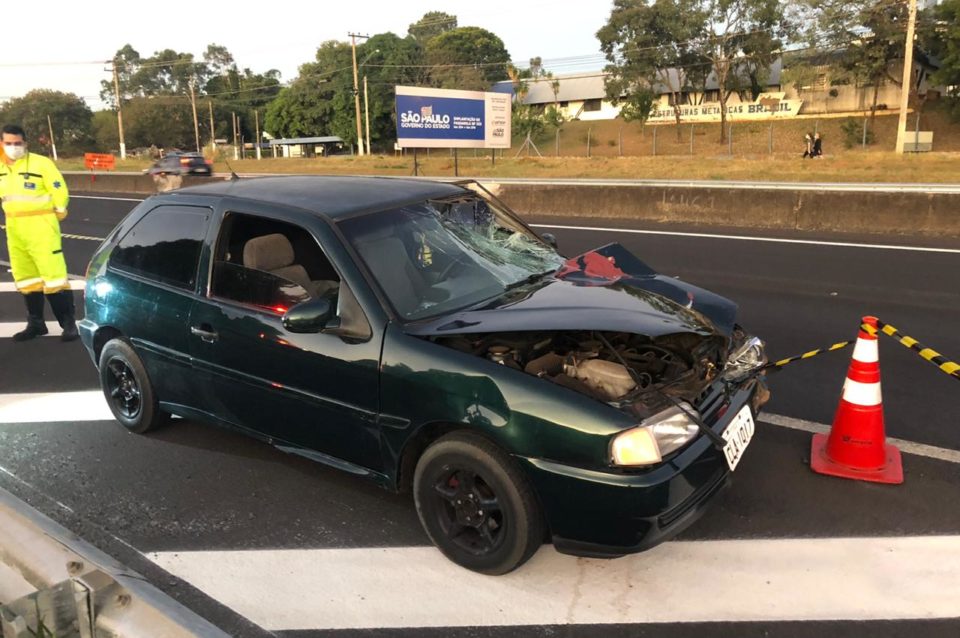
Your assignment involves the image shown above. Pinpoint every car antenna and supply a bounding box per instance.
[221,155,241,181]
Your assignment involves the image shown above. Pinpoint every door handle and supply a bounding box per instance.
[190,325,219,343]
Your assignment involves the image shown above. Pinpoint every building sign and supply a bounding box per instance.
[647,93,803,124]
[395,86,511,149]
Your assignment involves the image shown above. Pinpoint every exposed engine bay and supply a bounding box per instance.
[431,331,727,418]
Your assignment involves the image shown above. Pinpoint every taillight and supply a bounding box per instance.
[180,158,190,165]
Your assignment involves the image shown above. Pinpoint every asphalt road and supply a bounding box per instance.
[0,192,958,637]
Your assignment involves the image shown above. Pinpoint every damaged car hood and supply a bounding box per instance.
[405,243,737,338]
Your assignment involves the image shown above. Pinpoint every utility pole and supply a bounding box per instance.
[189,76,200,153]
[349,32,368,156]
[895,0,918,154]
[255,110,262,160]
[208,100,215,154]
[364,75,371,156]
[112,61,127,159]
[46,114,57,161]
[232,111,238,160]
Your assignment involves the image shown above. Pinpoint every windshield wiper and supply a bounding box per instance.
[503,270,554,292]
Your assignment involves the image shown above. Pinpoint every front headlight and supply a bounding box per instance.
[610,403,701,466]
[722,336,767,381]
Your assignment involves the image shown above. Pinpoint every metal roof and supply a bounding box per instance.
[268,136,343,145]
[171,175,466,219]
[493,60,783,105]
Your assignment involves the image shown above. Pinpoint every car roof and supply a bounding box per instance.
[169,175,468,219]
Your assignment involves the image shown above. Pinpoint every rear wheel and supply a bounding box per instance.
[98,339,169,433]
[414,431,543,574]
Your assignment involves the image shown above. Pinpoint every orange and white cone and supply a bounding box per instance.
[810,316,903,484]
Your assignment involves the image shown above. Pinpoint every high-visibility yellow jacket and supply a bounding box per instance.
[0,153,69,219]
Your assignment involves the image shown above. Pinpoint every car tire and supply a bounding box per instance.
[98,339,169,434]
[414,431,544,574]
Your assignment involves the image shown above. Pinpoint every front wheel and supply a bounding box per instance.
[413,431,544,574]
[98,339,169,433]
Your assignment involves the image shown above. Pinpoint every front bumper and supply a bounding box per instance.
[517,376,765,557]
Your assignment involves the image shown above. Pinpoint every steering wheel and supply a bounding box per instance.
[436,256,465,281]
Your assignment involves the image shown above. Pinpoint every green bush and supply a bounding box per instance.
[840,118,875,148]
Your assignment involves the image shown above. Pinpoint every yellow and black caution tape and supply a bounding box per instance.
[861,319,960,382]
[762,319,960,383]
[763,340,855,371]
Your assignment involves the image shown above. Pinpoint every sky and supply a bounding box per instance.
[2,0,615,110]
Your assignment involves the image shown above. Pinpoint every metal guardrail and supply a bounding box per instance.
[0,487,229,638]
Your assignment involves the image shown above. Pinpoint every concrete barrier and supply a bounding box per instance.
[64,173,960,236]
[64,172,222,195]
[488,182,960,237]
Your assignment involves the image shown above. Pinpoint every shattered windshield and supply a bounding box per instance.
[339,194,565,320]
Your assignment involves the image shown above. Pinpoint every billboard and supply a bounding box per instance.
[395,86,511,149]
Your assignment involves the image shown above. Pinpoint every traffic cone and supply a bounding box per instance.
[810,316,903,484]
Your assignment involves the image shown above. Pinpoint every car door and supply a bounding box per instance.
[188,202,384,472]
[102,202,212,411]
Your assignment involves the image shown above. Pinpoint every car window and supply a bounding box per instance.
[339,195,564,320]
[209,212,341,315]
[109,205,210,290]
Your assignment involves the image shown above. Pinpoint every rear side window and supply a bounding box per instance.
[109,204,210,290]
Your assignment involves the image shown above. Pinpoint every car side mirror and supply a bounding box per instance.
[282,297,338,333]
[541,232,558,249]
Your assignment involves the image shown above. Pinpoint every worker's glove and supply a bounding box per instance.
[56,209,68,221]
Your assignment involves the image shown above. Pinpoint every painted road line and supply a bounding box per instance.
[760,413,960,464]
[0,281,85,292]
[71,195,145,202]
[531,224,960,254]
[149,536,960,631]
[0,391,111,424]
[0,321,65,339]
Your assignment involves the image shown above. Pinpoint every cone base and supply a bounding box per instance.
[810,433,904,484]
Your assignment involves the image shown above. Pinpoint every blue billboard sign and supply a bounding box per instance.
[395,86,511,149]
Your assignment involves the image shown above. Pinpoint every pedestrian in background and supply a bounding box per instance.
[0,123,78,341]
[813,133,823,158]
[802,133,813,158]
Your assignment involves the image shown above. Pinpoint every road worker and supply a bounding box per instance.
[0,123,77,341]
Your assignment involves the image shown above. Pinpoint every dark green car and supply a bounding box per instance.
[80,176,769,574]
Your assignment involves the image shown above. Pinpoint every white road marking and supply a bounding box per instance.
[71,195,145,202]
[0,321,64,338]
[532,223,960,254]
[0,391,112,424]
[148,536,960,631]
[760,413,960,464]
[0,281,84,292]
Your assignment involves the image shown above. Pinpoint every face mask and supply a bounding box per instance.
[4,145,25,161]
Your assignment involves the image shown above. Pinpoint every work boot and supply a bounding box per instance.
[12,293,48,341]
[48,289,79,342]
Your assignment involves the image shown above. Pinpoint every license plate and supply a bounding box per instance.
[722,406,755,472]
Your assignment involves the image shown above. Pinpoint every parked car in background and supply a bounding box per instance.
[79,176,769,574]
[145,152,213,176]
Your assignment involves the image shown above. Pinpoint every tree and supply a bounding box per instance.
[802,0,908,120]
[265,40,355,143]
[123,98,196,149]
[922,0,960,119]
[426,27,511,89]
[92,110,120,152]
[0,90,93,155]
[408,11,458,43]
[598,0,709,140]
[696,0,788,142]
